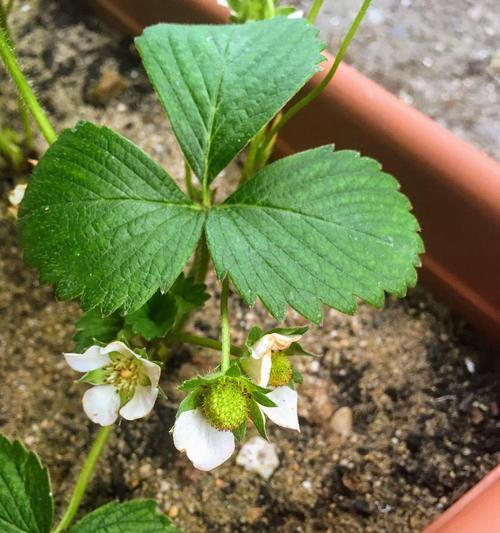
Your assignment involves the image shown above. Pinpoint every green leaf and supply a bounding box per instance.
[268,326,308,336]
[249,399,267,440]
[225,362,242,377]
[73,309,124,352]
[69,500,180,533]
[78,367,108,385]
[251,390,278,408]
[283,342,314,357]
[292,367,304,384]
[170,274,209,316]
[135,18,324,183]
[125,291,177,340]
[18,121,204,315]
[245,326,263,350]
[0,434,53,533]
[176,391,200,418]
[206,146,423,323]
[233,422,247,441]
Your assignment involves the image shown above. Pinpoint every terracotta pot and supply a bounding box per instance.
[422,465,500,533]
[84,0,500,348]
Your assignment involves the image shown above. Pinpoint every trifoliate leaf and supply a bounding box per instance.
[206,146,423,323]
[73,309,124,352]
[125,291,177,340]
[136,18,324,183]
[0,434,53,533]
[69,500,180,532]
[18,121,204,315]
[170,274,209,316]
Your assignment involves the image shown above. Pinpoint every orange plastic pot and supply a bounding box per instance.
[422,465,500,533]
[84,0,500,348]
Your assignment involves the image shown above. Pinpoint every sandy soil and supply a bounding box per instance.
[0,1,499,532]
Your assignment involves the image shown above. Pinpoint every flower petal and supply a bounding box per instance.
[242,354,272,388]
[120,385,157,420]
[269,333,302,351]
[101,340,136,358]
[82,384,120,426]
[173,408,235,471]
[64,345,110,372]
[140,358,161,389]
[261,386,300,431]
[251,333,302,360]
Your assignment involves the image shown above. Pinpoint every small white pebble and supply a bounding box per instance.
[236,436,279,480]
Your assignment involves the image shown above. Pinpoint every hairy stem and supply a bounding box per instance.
[167,332,244,357]
[220,277,231,372]
[261,0,372,150]
[307,0,324,24]
[0,1,33,150]
[52,425,113,533]
[0,25,57,145]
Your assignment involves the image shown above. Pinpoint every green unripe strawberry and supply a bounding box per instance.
[269,352,293,387]
[201,377,250,431]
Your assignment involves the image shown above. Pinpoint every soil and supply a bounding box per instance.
[0,1,499,532]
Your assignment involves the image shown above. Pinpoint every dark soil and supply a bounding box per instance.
[1,1,498,532]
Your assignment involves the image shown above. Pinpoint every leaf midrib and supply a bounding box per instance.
[215,202,395,244]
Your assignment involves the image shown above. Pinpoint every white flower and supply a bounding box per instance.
[172,385,299,471]
[260,386,300,431]
[288,9,304,19]
[64,341,161,426]
[8,183,27,207]
[243,332,302,387]
[173,408,235,471]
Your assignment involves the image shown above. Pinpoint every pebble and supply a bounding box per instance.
[309,387,334,424]
[244,507,264,524]
[330,406,353,438]
[88,68,129,105]
[138,463,154,480]
[168,505,179,519]
[488,51,500,74]
[236,436,279,480]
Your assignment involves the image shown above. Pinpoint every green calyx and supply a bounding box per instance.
[201,377,250,431]
[269,352,293,387]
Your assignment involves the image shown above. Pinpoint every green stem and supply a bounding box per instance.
[264,0,275,19]
[191,232,209,284]
[307,0,324,24]
[52,425,113,533]
[184,159,198,200]
[0,26,57,145]
[220,277,231,372]
[261,0,372,150]
[5,0,14,16]
[167,332,244,357]
[0,2,33,151]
